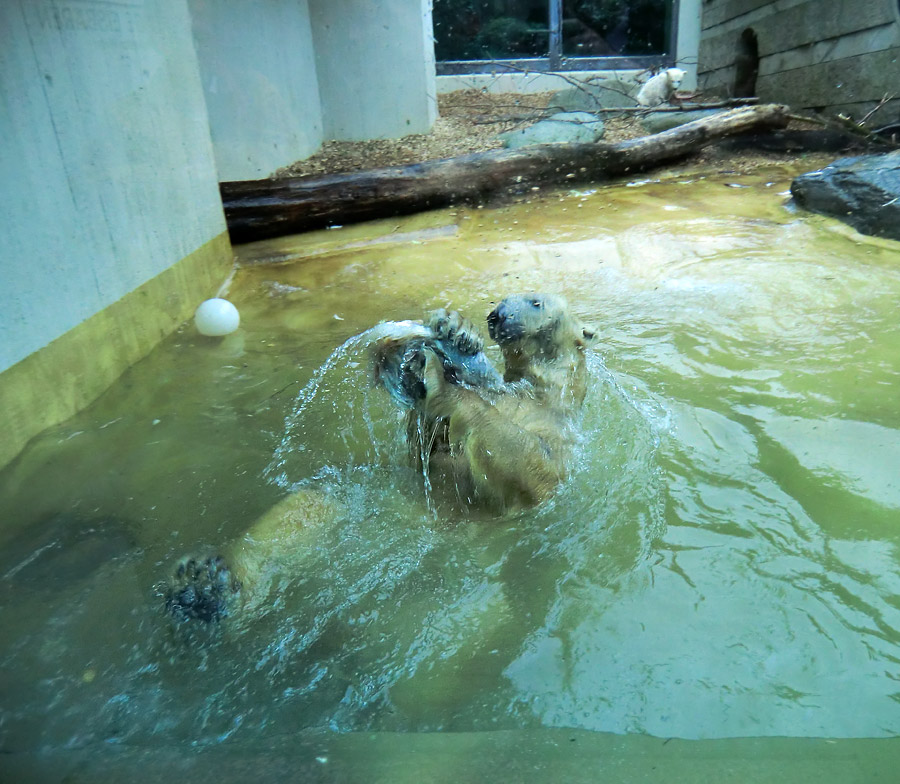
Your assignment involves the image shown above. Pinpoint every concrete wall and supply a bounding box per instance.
[437,69,644,94]
[676,0,702,90]
[0,0,441,470]
[188,0,438,174]
[698,0,900,119]
[0,0,230,373]
[0,0,233,469]
[189,0,324,181]
[310,0,437,141]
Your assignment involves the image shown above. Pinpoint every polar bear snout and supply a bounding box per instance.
[487,303,524,343]
[488,294,561,345]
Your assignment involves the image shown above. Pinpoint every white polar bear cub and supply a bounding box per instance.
[636,68,686,107]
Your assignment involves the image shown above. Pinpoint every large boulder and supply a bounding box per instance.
[498,112,605,148]
[640,109,723,134]
[790,151,900,240]
[548,79,638,114]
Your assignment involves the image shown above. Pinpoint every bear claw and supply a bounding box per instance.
[166,554,240,623]
[426,308,484,356]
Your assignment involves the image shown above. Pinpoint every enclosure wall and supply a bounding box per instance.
[697,0,900,119]
[309,0,437,141]
[188,0,324,181]
[675,0,702,90]
[0,0,233,469]
[434,0,702,94]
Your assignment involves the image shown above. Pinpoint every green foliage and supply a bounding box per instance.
[433,0,547,60]
[566,0,670,55]
[476,17,546,58]
[568,0,629,31]
[433,0,671,61]
[433,0,481,61]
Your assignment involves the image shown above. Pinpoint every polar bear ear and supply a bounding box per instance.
[577,324,599,346]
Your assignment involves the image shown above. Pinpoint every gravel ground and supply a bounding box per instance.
[273,90,647,178]
[272,90,814,180]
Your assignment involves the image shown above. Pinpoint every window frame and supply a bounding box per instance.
[434,0,680,75]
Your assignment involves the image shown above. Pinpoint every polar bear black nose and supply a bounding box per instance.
[487,303,525,343]
[487,305,509,342]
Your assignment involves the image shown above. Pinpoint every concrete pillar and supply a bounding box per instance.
[189,0,324,181]
[0,0,232,469]
[676,0,702,90]
[309,0,437,141]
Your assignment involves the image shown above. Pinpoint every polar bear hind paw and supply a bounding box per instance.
[165,554,240,623]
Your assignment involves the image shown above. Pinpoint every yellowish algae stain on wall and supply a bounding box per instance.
[0,232,233,471]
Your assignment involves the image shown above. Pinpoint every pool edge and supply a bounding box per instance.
[0,231,233,472]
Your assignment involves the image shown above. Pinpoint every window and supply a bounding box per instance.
[433,0,676,74]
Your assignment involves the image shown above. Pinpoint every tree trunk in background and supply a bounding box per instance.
[221,104,790,243]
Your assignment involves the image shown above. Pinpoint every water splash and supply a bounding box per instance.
[264,322,427,491]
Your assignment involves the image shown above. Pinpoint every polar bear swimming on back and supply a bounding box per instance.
[373,294,597,512]
[164,294,597,625]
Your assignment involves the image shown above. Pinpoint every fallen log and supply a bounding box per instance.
[221,103,789,244]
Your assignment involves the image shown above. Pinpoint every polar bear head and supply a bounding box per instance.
[487,293,596,363]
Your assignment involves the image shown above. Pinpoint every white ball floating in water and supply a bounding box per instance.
[194,298,240,336]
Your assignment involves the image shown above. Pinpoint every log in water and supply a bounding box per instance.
[221,103,790,243]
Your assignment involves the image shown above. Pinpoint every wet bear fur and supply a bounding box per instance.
[165,295,595,625]
[165,488,342,626]
[385,294,596,511]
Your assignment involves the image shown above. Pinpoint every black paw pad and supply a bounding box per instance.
[165,555,240,623]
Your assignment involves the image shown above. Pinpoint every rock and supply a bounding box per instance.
[640,109,723,134]
[790,151,900,240]
[548,80,638,114]
[717,129,865,154]
[499,112,605,148]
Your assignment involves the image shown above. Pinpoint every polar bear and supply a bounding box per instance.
[165,294,596,624]
[374,293,596,511]
[636,67,686,107]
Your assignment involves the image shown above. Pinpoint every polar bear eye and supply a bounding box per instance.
[530,298,542,309]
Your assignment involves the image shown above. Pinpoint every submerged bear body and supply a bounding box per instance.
[165,293,596,627]
[374,293,596,512]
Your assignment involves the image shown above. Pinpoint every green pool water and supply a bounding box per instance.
[2,160,900,780]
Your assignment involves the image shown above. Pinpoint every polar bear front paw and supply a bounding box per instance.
[426,308,485,356]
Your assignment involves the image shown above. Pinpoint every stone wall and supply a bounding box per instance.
[698,0,900,120]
